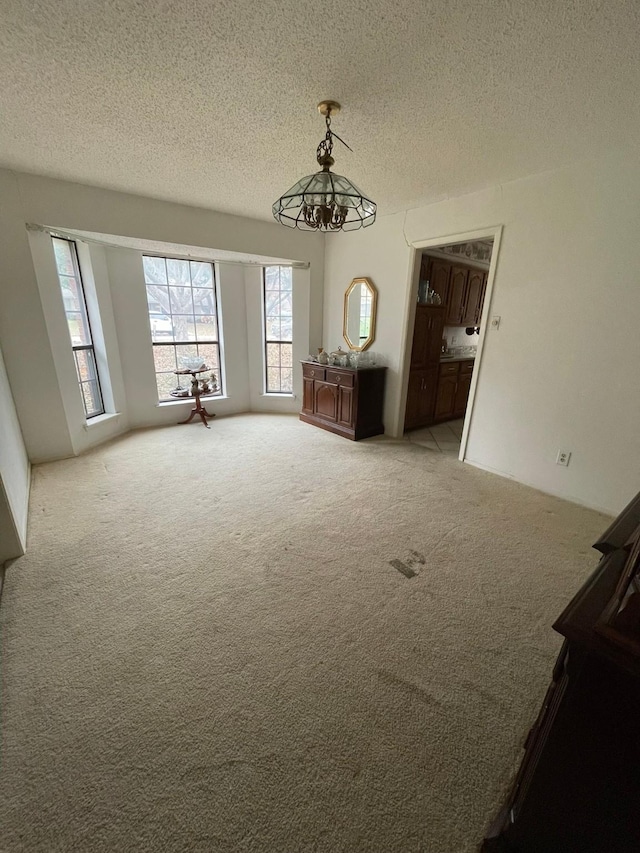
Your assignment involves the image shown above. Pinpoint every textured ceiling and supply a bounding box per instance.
[1,1,639,222]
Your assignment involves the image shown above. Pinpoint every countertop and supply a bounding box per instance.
[439,354,476,363]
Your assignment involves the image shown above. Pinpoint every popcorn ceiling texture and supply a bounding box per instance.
[0,414,610,852]
[0,0,638,220]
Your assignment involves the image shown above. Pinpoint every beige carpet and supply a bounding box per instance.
[0,414,610,852]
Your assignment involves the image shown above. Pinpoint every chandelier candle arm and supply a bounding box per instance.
[272,100,376,232]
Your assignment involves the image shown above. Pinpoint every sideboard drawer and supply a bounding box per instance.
[303,364,325,380]
[326,370,355,387]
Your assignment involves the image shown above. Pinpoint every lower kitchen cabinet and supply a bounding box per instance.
[434,374,457,420]
[434,359,474,423]
[405,367,438,430]
[300,361,386,440]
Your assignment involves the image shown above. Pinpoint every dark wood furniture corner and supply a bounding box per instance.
[299,361,386,440]
[482,489,640,852]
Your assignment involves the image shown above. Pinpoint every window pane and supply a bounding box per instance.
[280,343,293,367]
[153,345,177,373]
[74,348,93,382]
[264,267,280,289]
[279,267,293,291]
[143,256,167,285]
[190,262,213,287]
[156,372,178,401]
[195,316,217,341]
[266,367,280,392]
[53,240,74,275]
[167,259,190,285]
[172,315,196,341]
[81,382,99,417]
[174,343,199,368]
[266,342,281,367]
[280,368,293,392]
[265,317,281,340]
[169,286,194,315]
[280,317,293,342]
[149,313,174,342]
[146,285,169,313]
[192,288,216,314]
[197,343,220,371]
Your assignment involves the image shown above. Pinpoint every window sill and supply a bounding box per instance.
[157,396,229,408]
[83,412,122,431]
[261,393,295,398]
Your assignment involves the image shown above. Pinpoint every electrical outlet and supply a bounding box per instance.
[556,450,571,467]
[491,315,501,330]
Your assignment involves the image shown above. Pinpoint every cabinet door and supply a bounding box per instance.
[425,308,445,366]
[405,370,437,430]
[302,377,314,413]
[410,306,431,369]
[446,266,468,325]
[338,386,354,427]
[418,367,438,425]
[462,269,484,326]
[434,375,457,420]
[405,372,423,429]
[453,372,472,417]
[314,381,338,421]
[427,258,451,306]
[411,306,445,370]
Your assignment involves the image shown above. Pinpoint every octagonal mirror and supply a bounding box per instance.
[343,277,377,351]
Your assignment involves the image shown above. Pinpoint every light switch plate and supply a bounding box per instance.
[491,315,501,330]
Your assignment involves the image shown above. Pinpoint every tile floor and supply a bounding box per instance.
[406,418,464,454]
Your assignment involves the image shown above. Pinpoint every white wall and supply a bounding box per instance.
[0,169,324,461]
[324,152,640,515]
[0,344,30,562]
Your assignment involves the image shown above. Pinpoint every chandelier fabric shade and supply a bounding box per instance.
[272,101,377,233]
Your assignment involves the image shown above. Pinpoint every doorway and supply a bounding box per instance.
[400,230,501,458]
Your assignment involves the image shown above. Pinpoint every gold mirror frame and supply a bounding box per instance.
[343,277,378,351]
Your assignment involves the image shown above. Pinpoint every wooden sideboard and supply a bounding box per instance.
[300,361,386,441]
[482,490,640,852]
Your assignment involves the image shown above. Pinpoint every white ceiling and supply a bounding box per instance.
[1,1,638,222]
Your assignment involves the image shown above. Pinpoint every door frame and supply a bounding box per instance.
[397,225,503,462]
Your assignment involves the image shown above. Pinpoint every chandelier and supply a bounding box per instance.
[272,101,376,232]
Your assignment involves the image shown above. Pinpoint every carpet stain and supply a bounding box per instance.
[390,551,427,578]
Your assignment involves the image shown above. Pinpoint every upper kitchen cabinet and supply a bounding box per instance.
[423,257,451,306]
[446,265,469,325]
[462,269,486,326]
[421,253,489,327]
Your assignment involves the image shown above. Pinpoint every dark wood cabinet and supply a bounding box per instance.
[482,491,640,853]
[433,358,474,422]
[405,305,445,430]
[453,371,473,417]
[410,305,445,370]
[422,256,451,307]
[300,362,386,441]
[422,254,488,327]
[434,374,457,420]
[462,268,485,326]
[405,367,438,430]
[446,265,469,324]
